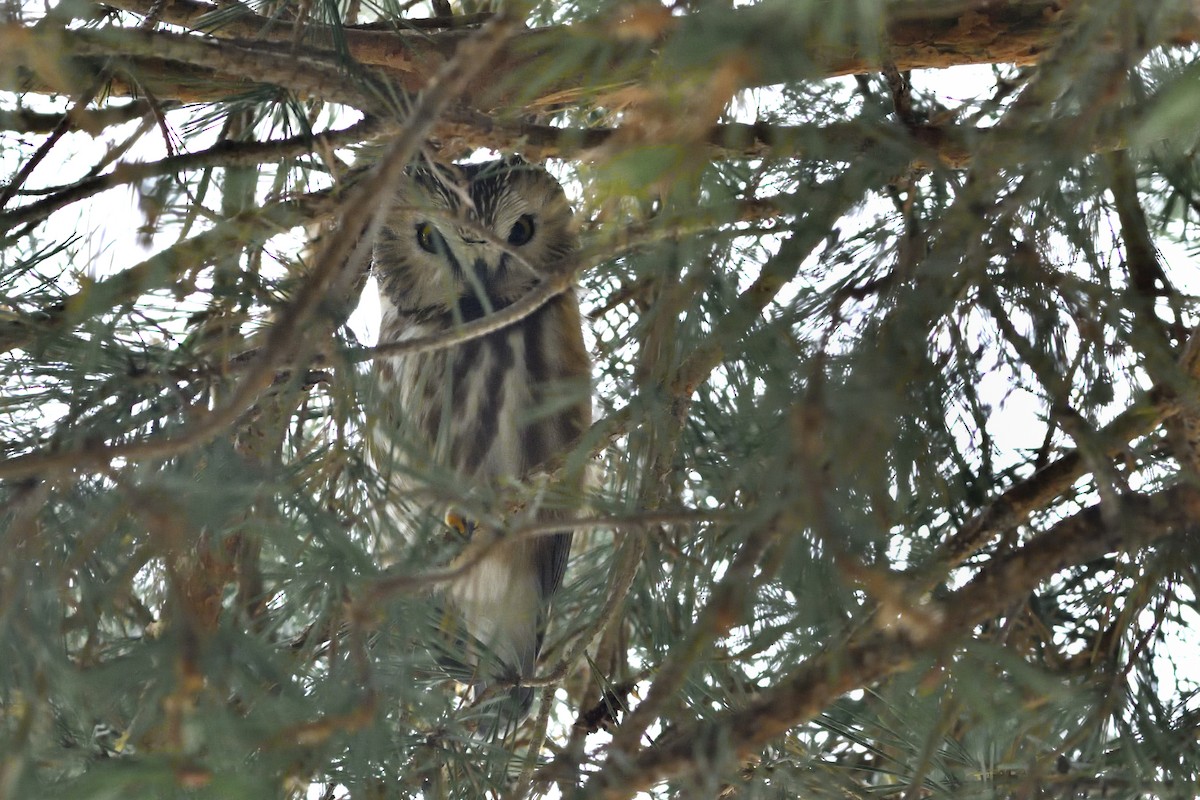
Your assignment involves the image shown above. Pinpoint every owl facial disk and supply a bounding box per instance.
[375,159,575,319]
[407,219,516,306]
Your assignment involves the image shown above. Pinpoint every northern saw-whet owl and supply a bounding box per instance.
[371,157,591,723]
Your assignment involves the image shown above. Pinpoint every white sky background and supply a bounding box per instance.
[4,43,1200,798]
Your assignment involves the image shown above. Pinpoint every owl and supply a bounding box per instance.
[370,156,591,724]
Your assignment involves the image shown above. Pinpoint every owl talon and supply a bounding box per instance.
[445,511,476,539]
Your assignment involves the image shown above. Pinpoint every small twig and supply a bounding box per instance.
[0,76,107,208]
[369,270,575,359]
[881,61,917,128]
[509,682,555,800]
[0,116,384,232]
[365,509,725,598]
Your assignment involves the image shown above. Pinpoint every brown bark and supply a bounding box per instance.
[4,1,1198,114]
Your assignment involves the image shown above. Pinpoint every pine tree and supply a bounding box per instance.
[2,1,1200,798]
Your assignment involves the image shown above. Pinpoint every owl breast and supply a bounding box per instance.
[375,293,588,483]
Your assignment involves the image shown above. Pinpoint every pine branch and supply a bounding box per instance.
[434,112,1137,164]
[0,101,165,134]
[5,0,1200,794]
[368,267,576,359]
[1105,150,1200,479]
[5,3,1198,123]
[100,0,1200,100]
[929,325,1200,578]
[0,17,1170,170]
[0,2,532,484]
[581,484,1200,799]
[0,187,344,362]
[365,509,724,597]
[0,111,1141,232]
[0,24,396,110]
[0,116,383,233]
[604,514,783,757]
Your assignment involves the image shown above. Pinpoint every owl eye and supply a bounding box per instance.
[415,222,439,254]
[507,215,535,246]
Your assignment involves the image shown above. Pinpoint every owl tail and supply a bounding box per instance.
[479,681,535,728]
[449,556,543,729]
[466,620,538,733]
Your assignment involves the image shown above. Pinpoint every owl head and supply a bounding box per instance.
[373,156,577,321]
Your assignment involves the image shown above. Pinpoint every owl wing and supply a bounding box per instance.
[532,525,572,664]
[536,527,573,602]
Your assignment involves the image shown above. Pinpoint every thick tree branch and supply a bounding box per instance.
[0,24,396,110]
[103,0,462,88]
[6,2,1199,115]
[109,0,1200,97]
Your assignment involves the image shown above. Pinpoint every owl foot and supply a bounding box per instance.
[444,511,477,540]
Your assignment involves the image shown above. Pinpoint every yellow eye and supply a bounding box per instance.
[507,214,535,246]
[415,222,438,253]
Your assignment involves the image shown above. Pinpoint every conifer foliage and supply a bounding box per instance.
[2,1,1200,798]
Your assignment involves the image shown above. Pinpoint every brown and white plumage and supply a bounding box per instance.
[370,157,591,722]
